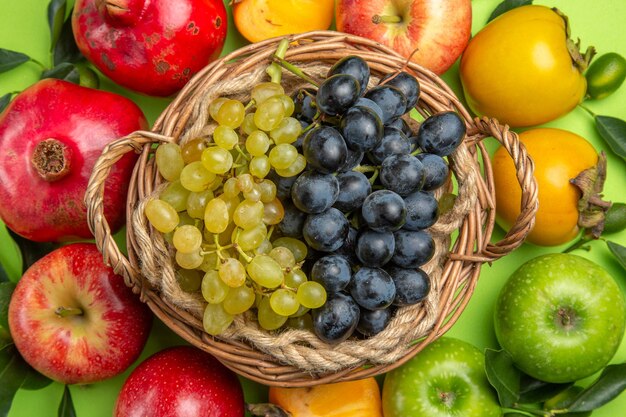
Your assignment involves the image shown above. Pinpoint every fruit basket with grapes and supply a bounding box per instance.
[86,31,538,386]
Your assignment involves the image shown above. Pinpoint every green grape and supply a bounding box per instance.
[216,222,237,247]
[297,281,327,309]
[272,237,308,262]
[243,183,262,202]
[160,180,190,212]
[268,144,298,170]
[251,82,284,105]
[199,251,220,272]
[236,173,255,193]
[201,270,230,304]
[180,161,216,192]
[213,125,239,150]
[223,177,240,197]
[203,302,234,336]
[270,117,302,144]
[218,193,241,219]
[181,138,208,164]
[249,155,271,179]
[233,200,264,229]
[219,258,247,287]
[235,223,267,251]
[186,189,214,219]
[215,99,245,128]
[246,255,284,288]
[284,269,307,290]
[176,268,203,292]
[289,304,310,318]
[223,285,255,315]
[277,94,295,117]
[274,153,306,177]
[255,239,273,255]
[209,97,229,121]
[270,289,300,316]
[258,180,277,203]
[235,164,250,177]
[177,212,197,227]
[172,225,203,253]
[254,97,285,131]
[201,146,233,174]
[241,112,257,136]
[287,314,313,330]
[263,198,285,226]
[175,249,204,269]
[145,199,179,233]
[257,296,288,331]
[208,175,224,191]
[204,198,230,234]
[245,130,271,156]
[269,246,296,269]
[155,142,185,181]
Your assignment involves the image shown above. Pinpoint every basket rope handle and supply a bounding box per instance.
[473,117,538,261]
[85,131,172,283]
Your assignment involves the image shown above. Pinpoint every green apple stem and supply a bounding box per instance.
[372,14,403,24]
[55,306,84,318]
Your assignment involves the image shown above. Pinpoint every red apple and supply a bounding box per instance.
[336,0,472,75]
[72,0,228,97]
[114,346,245,417]
[8,243,152,385]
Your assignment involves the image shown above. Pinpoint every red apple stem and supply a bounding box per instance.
[55,306,84,318]
[372,14,403,24]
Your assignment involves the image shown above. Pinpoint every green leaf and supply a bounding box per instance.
[57,385,76,417]
[0,345,29,417]
[54,12,84,66]
[484,349,520,407]
[488,0,533,23]
[596,115,626,161]
[0,93,11,114]
[41,62,80,84]
[604,203,626,234]
[518,374,573,404]
[47,0,67,52]
[21,368,53,391]
[0,265,7,284]
[564,363,626,412]
[607,240,626,270]
[7,230,56,274]
[0,282,15,342]
[0,49,30,73]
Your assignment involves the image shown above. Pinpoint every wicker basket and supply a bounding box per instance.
[85,31,538,387]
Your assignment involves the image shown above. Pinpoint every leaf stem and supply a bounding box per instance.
[29,57,47,70]
[578,103,597,118]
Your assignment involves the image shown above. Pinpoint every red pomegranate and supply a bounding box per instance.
[72,0,228,97]
[0,78,147,242]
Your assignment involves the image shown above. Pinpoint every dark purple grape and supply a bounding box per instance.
[415,153,449,191]
[338,147,365,173]
[386,266,431,306]
[302,126,347,174]
[291,171,339,214]
[277,200,307,237]
[380,154,425,196]
[303,208,349,252]
[356,229,395,267]
[362,190,406,232]
[311,255,352,293]
[364,85,407,123]
[417,111,466,156]
[357,307,393,337]
[387,117,414,137]
[404,191,439,231]
[380,71,420,109]
[334,171,372,213]
[368,127,411,164]
[355,97,384,121]
[291,88,317,123]
[328,55,370,96]
[335,226,359,264]
[268,170,298,201]
[350,267,396,310]
[392,230,435,268]
[316,74,360,116]
[312,292,360,344]
[340,106,383,152]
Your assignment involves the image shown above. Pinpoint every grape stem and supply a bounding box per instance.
[233,229,254,263]
[234,145,250,161]
[267,38,290,84]
[353,165,379,173]
[271,56,320,88]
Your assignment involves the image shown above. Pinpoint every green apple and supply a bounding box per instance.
[494,253,626,383]
[382,337,501,417]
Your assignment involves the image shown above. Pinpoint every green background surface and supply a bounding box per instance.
[1,0,626,415]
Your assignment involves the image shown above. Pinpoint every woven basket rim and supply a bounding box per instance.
[85,30,538,387]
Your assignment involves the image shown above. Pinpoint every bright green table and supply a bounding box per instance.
[1,0,625,415]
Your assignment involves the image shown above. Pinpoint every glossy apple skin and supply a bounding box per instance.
[8,243,153,385]
[494,253,626,383]
[382,337,501,417]
[336,0,471,75]
[72,0,228,97]
[114,345,245,417]
[0,79,146,242]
